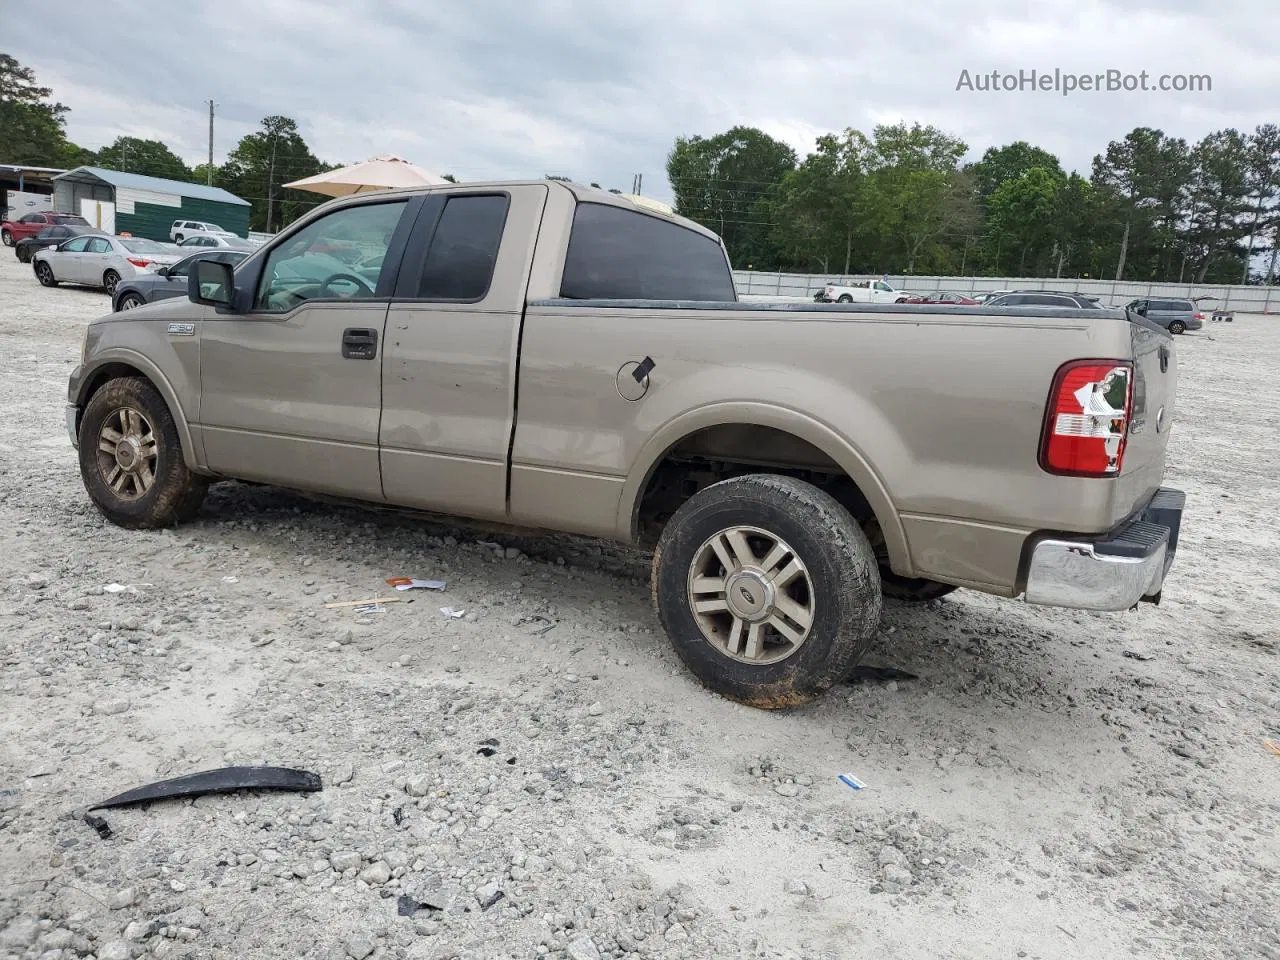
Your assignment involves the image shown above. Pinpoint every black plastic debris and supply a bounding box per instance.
[392,806,405,825]
[89,766,323,811]
[848,665,919,684]
[83,812,113,839]
[480,889,505,911]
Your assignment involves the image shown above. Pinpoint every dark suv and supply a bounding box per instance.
[984,290,1104,309]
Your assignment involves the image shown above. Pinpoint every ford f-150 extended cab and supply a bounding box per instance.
[66,180,1186,709]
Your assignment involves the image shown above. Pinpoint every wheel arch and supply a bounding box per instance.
[619,403,912,575]
[76,353,202,472]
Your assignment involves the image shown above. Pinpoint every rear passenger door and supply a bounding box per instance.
[379,185,548,521]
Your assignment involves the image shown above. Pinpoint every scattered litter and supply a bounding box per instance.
[89,766,323,811]
[477,738,500,758]
[386,577,447,591]
[83,812,113,839]
[221,576,239,583]
[249,635,276,648]
[1123,650,1156,662]
[392,806,405,826]
[1264,739,1280,757]
[102,583,137,594]
[480,889,506,911]
[325,596,406,609]
[837,773,866,792]
[440,606,466,619]
[848,665,918,684]
[353,603,387,615]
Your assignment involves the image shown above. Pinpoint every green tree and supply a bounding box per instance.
[96,136,192,181]
[864,124,974,273]
[771,130,872,273]
[0,53,94,166]
[666,126,797,268]
[1184,129,1251,283]
[986,167,1063,275]
[1239,124,1280,282]
[218,116,326,231]
[1090,127,1181,279]
[968,141,1063,200]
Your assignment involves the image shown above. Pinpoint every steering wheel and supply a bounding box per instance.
[316,272,375,299]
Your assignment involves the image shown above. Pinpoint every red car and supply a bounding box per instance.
[899,291,980,305]
[1,211,91,247]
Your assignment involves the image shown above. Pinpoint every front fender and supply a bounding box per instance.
[617,399,912,576]
[71,347,204,472]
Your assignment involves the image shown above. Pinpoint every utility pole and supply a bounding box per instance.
[266,133,278,232]
[206,100,215,185]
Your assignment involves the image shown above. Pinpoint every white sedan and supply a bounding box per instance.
[33,235,185,295]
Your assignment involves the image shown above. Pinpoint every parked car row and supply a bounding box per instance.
[809,284,1210,334]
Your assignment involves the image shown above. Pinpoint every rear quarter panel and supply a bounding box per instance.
[509,303,1160,591]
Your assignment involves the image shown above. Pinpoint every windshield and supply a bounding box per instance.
[120,238,170,254]
[205,223,225,231]
[52,215,88,225]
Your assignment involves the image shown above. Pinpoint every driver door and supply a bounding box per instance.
[198,196,417,501]
[47,235,92,281]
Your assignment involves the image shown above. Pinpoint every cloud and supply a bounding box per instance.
[6,0,1276,203]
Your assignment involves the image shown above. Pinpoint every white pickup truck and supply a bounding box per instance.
[815,278,908,304]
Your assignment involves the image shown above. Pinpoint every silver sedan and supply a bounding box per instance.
[33,235,185,296]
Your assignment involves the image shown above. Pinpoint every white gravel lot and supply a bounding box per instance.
[1,250,1278,960]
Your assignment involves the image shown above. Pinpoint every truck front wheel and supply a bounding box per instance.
[78,376,209,529]
[652,474,882,709]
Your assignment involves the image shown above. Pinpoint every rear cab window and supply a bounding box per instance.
[417,194,509,300]
[559,201,736,301]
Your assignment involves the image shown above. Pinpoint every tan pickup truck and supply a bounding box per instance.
[67,180,1185,708]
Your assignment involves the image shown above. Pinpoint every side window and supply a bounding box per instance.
[417,194,509,300]
[60,236,91,253]
[254,200,408,311]
[170,257,198,278]
[86,237,112,253]
[20,214,39,223]
[560,202,736,300]
[874,281,892,292]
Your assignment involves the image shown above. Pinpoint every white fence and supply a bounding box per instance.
[733,270,1280,312]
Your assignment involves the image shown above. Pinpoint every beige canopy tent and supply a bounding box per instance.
[282,154,449,197]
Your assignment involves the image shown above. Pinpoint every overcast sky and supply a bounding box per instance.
[8,0,1278,203]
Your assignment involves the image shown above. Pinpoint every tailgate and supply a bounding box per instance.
[1117,319,1177,507]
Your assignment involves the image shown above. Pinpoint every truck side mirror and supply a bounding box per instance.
[189,259,235,308]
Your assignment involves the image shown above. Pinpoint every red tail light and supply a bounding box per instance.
[127,257,152,268]
[1193,312,1204,320]
[1040,360,1133,477]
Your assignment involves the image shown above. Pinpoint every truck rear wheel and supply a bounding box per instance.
[652,474,882,709]
[78,376,209,529]
[837,294,853,303]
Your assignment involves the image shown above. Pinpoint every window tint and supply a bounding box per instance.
[255,200,408,311]
[560,202,735,301]
[417,194,509,300]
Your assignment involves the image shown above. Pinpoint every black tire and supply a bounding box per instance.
[103,270,121,295]
[78,376,208,530]
[116,292,145,311]
[1,229,12,246]
[34,261,57,286]
[16,246,30,263]
[837,294,853,303]
[174,234,184,244]
[652,474,882,709]
[1168,320,1186,335]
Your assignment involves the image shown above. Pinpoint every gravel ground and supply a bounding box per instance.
[1,251,1278,960]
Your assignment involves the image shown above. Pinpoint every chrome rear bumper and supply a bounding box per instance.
[1023,488,1184,612]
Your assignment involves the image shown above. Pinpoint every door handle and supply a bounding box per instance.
[341,327,378,360]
